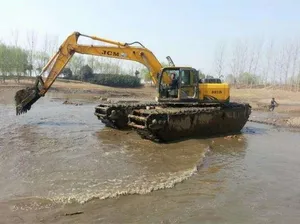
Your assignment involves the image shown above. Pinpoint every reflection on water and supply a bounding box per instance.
[1,98,300,224]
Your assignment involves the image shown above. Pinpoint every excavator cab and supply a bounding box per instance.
[157,67,199,102]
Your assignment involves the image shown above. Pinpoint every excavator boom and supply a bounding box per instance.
[15,32,170,115]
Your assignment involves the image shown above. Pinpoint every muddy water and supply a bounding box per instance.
[0,97,300,223]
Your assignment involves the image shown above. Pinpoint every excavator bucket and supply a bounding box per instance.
[15,87,41,115]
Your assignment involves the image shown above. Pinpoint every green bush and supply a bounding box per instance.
[90,73,141,88]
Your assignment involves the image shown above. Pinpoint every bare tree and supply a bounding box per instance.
[282,42,294,89]
[262,39,274,86]
[48,34,59,57]
[10,29,19,47]
[295,41,300,92]
[33,33,51,75]
[247,38,264,75]
[275,45,286,87]
[239,40,249,76]
[213,41,226,78]
[290,40,299,90]
[26,30,38,77]
[297,68,300,92]
[229,39,248,85]
[87,55,95,71]
[229,42,240,80]
[42,33,50,59]
[11,29,20,82]
[69,55,85,78]
[269,41,283,87]
[87,40,95,71]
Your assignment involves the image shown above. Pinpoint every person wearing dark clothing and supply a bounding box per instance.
[170,73,178,90]
[168,73,178,98]
[270,97,278,111]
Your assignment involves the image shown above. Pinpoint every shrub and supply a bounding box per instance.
[90,73,141,88]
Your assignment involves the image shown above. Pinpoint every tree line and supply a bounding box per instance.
[2,30,300,91]
[0,31,144,87]
[0,33,168,88]
[60,64,141,88]
[212,38,300,91]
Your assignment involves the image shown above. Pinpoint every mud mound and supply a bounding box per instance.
[62,100,82,106]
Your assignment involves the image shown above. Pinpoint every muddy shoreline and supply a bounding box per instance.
[233,98,300,129]
[1,81,300,129]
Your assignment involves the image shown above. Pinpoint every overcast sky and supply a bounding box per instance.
[0,0,299,75]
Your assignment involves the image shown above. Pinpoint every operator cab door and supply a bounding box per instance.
[157,67,199,102]
[179,68,199,100]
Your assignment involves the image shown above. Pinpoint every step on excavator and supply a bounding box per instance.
[15,32,251,142]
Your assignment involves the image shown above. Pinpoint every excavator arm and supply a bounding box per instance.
[15,32,171,115]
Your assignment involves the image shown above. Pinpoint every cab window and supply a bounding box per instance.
[181,70,191,85]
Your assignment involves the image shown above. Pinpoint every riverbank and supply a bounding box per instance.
[1,79,300,128]
[0,79,156,104]
[230,88,300,128]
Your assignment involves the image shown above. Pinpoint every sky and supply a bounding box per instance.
[0,0,300,75]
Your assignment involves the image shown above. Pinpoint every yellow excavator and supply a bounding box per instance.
[15,31,250,142]
[15,31,230,115]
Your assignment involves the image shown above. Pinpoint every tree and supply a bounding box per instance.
[230,39,248,80]
[290,40,299,90]
[25,64,33,75]
[246,39,264,83]
[10,29,21,82]
[34,51,49,73]
[0,43,28,82]
[69,55,85,78]
[141,61,169,83]
[0,43,9,82]
[79,64,93,81]
[14,46,28,77]
[26,30,37,76]
[198,69,206,79]
[262,39,274,85]
[60,67,73,79]
[87,56,96,71]
[281,42,293,87]
[49,35,59,56]
[206,75,214,79]
[141,66,151,82]
[213,42,226,78]
[238,72,259,85]
[225,74,236,84]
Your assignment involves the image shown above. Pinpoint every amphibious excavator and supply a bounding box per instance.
[15,31,251,142]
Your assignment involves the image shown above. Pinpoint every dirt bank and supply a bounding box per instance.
[0,79,156,105]
[231,88,300,128]
[1,80,300,129]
